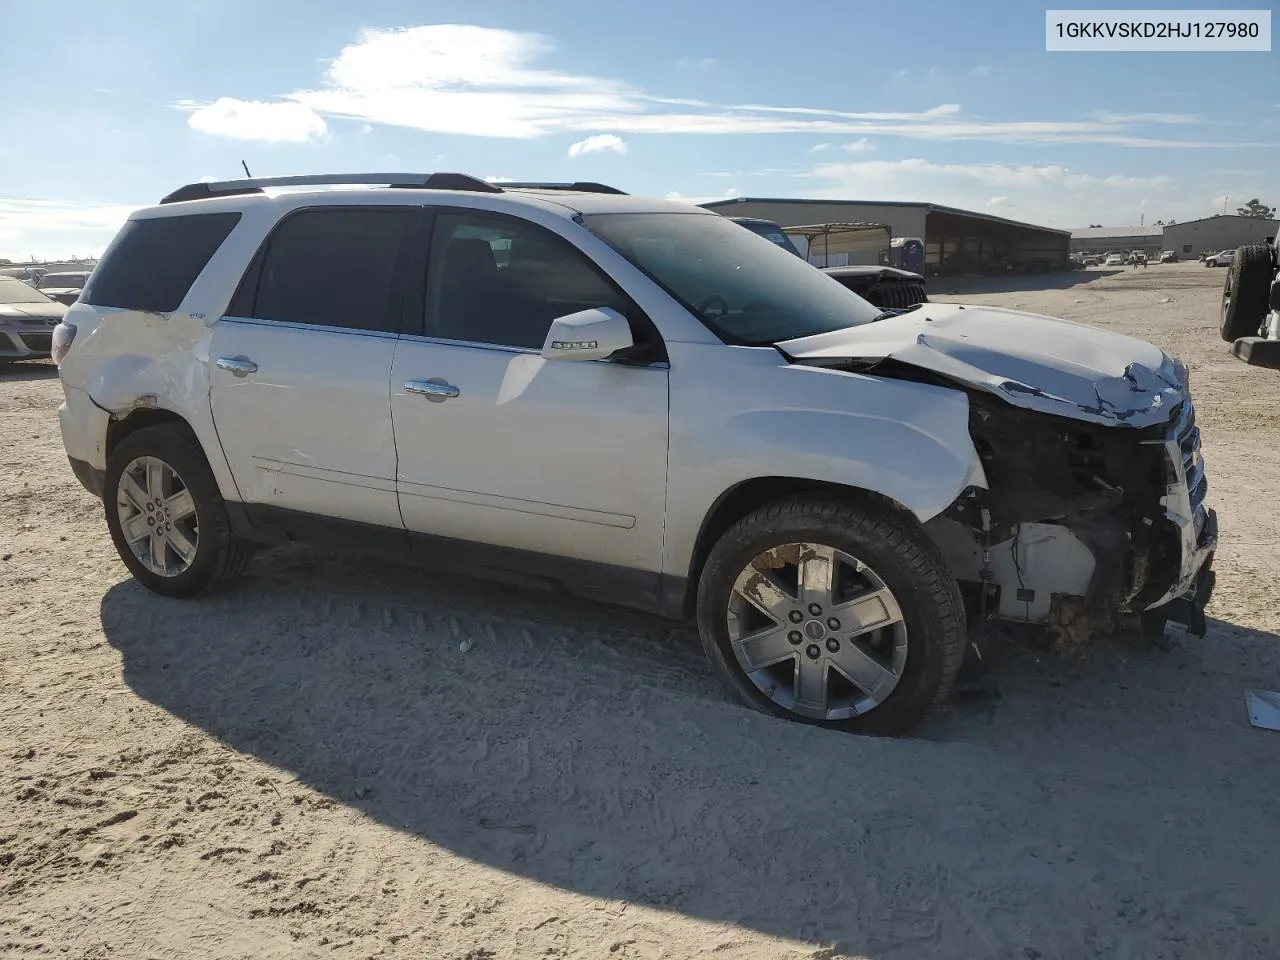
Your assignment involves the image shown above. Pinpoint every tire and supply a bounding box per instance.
[1220,244,1274,342]
[103,423,252,598]
[695,493,966,736]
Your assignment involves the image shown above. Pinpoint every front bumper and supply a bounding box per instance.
[57,384,111,477]
[0,326,54,359]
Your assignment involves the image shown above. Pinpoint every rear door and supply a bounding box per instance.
[209,205,415,529]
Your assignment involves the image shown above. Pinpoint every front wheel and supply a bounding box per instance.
[103,423,253,598]
[695,494,966,736]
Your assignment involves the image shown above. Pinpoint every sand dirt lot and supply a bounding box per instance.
[3,262,1279,959]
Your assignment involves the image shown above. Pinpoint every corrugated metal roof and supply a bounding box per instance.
[700,197,1069,236]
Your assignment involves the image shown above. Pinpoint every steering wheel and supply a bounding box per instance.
[696,295,729,320]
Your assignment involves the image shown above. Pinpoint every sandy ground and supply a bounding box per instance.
[2,262,1278,960]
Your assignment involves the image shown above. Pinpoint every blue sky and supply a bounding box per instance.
[2,0,1276,259]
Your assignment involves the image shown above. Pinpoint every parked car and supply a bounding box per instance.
[1130,252,1148,267]
[821,265,928,310]
[1160,251,1177,263]
[37,270,93,305]
[1105,253,1126,266]
[1082,254,1102,266]
[729,217,804,256]
[732,216,927,311]
[1206,250,1236,268]
[53,172,1216,735]
[0,276,66,362]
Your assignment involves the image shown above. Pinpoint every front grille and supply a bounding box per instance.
[1172,398,1208,533]
[18,332,52,351]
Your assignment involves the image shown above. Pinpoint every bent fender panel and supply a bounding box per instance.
[70,310,240,502]
[663,344,984,581]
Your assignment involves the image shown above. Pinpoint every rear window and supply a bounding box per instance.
[82,212,241,313]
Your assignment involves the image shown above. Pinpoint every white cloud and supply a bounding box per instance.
[484,175,514,183]
[843,138,876,153]
[178,24,1257,149]
[678,57,719,69]
[806,157,1194,227]
[969,65,992,78]
[665,187,739,206]
[568,134,628,157]
[0,198,137,261]
[1086,111,1202,125]
[810,143,831,152]
[184,97,328,142]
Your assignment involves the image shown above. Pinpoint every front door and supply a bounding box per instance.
[390,209,669,586]
[209,205,415,529]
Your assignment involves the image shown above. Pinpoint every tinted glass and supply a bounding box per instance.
[426,212,625,349]
[584,212,881,345]
[82,213,240,312]
[246,208,412,332]
[41,273,88,288]
[0,277,52,304]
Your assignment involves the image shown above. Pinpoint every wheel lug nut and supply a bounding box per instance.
[827,617,840,630]
[826,638,840,653]
[805,644,821,660]
[788,610,803,623]
[808,603,822,616]
[788,630,802,644]
[146,502,155,511]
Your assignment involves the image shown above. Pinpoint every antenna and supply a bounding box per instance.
[241,160,252,178]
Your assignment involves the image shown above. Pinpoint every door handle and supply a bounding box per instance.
[405,378,460,402]
[216,356,258,377]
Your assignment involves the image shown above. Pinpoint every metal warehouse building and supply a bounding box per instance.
[1162,215,1278,258]
[1069,225,1163,258]
[701,197,1071,276]
[1071,214,1279,261]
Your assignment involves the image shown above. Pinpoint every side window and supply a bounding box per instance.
[82,212,241,313]
[426,212,626,350]
[240,207,413,333]
[1182,244,1192,254]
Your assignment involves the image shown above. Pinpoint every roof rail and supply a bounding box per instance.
[159,172,503,205]
[499,181,628,195]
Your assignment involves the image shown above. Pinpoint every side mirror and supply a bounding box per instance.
[540,307,634,362]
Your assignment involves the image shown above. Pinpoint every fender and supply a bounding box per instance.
[662,344,986,582]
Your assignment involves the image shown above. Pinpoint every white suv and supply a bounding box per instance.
[54,173,1217,735]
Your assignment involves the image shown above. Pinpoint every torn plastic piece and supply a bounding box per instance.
[1245,690,1280,732]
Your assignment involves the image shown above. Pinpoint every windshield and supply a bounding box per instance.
[582,212,882,344]
[40,273,87,289]
[0,277,53,304]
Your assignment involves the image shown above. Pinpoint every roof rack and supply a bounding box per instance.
[498,181,628,195]
[159,172,504,205]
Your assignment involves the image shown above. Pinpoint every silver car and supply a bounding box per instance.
[0,276,66,362]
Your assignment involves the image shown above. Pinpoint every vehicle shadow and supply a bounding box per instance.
[99,551,1277,956]
[0,359,58,381]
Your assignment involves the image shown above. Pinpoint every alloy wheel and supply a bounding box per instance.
[115,455,199,577]
[726,542,908,721]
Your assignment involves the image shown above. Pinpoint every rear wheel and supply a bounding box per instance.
[695,494,965,736]
[104,424,252,597]
[1220,244,1274,342]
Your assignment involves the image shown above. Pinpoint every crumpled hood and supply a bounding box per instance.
[778,302,1186,428]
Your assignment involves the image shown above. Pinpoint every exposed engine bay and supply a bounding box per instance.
[781,308,1218,652]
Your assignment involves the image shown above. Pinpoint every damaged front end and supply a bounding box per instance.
[926,389,1217,650]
